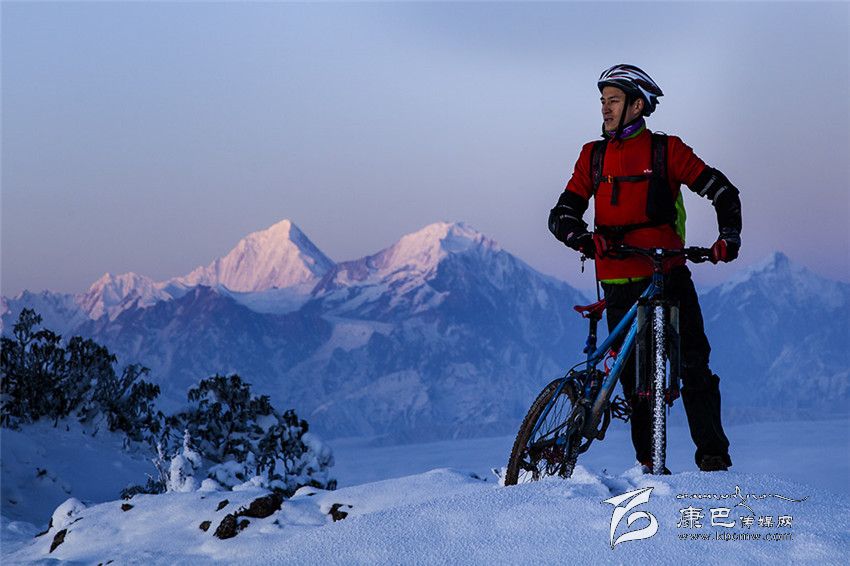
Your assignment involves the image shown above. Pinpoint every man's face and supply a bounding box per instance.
[600,85,642,131]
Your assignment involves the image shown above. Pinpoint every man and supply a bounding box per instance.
[548,64,742,472]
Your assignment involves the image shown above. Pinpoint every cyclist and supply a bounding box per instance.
[548,64,741,472]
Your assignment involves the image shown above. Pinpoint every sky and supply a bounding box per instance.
[2,1,849,296]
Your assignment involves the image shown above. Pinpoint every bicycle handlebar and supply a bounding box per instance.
[605,245,713,264]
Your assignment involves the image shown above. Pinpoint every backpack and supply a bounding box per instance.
[590,132,677,236]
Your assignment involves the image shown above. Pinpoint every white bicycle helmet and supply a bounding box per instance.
[598,64,664,117]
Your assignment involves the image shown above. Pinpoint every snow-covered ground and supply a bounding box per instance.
[331,417,850,496]
[1,420,157,525]
[3,466,847,564]
[2,417,848,563]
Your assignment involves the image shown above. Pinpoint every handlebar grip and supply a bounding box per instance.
[686,247,712,263]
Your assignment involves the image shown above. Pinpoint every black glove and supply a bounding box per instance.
[565,230,595,258]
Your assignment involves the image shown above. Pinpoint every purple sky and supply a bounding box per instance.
[2,2,849,296]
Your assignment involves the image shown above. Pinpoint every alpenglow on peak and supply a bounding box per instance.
[374,221,501,275]
[175,219,335,292]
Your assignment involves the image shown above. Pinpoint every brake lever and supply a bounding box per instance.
[686,247,712,264]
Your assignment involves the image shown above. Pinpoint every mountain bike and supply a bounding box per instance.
[504,245,712,483]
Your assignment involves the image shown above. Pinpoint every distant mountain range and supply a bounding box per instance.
[3,220,848,441]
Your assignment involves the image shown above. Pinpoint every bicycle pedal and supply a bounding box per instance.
[610,395,632,422]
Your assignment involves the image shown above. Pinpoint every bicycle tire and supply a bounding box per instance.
[504,378,581,485]
[648,303,667,475]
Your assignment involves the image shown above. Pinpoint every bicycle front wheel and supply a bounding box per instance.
[648,302,668,475]
[505,378,581,485]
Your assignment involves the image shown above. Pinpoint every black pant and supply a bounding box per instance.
[601,266,731,467]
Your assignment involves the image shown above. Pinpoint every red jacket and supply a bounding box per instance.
[565,129,707,280]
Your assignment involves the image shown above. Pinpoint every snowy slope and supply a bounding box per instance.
[0,420,156,526]
[3,466,847,564]
[3,413,848,563]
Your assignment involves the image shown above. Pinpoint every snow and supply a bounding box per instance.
[218,283,315,314]
[174,219,335,292]
[79,272,172,320]
[2,223,849,562]
[321,221,501,294]
[0,290,89,336]
[0,420,155,525]
[715,251,846,308]
[310,318,391,359]
[50,498,86,531]
[2,418,848,563]
[378,221,501,276]
[330,417,850,496]
[3,466,847,564]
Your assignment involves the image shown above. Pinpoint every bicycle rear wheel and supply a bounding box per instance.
[505,378,581,485]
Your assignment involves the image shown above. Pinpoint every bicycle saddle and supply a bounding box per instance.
[573,299,606,319]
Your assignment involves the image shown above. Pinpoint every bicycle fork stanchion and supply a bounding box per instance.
[651,301,667,475]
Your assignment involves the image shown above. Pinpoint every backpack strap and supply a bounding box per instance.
[651,132,667,181]
[593,132,677,239]
[646,133,675,225]
[590,139,608,196]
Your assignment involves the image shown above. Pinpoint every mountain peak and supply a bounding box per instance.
[248,218,299,245]
[378,222,500,273]
[175,220,335,292]
[713,251,847,308]
[87,272,150,293]
[313,221,505,298]
[721,251,794,289]
[753,251,790,272]
[79,272,168,321]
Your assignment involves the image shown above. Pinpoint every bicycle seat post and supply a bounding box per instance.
[585,311,600,356]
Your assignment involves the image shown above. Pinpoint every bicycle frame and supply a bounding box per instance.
[530,263,667,441]
[586,274,661,420]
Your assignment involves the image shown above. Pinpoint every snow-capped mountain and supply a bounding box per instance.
[0,291,88,337]
[316,222,500,290]
[174,219,334,293]
[1,219,334,328]
[74,221,588,440]
[79,272,175,321]
[290,222,589,439]
[313,222,514,317]
[3,221,848,441]
[700,251,850,421]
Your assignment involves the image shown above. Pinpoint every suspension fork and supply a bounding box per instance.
[650,298,667,475]
[647,261,667,475]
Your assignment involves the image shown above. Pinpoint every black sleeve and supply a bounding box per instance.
[548,190,589,243]
[688,167,742,236]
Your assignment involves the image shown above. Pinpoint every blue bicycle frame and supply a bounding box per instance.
[529,268,663,440]
[586,276,659,421]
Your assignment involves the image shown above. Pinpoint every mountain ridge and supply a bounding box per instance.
[2,222,848,440]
